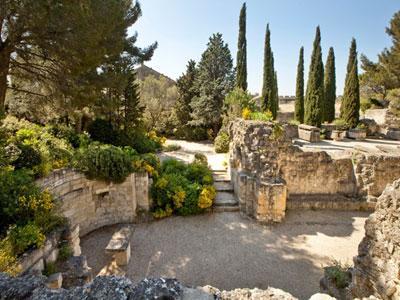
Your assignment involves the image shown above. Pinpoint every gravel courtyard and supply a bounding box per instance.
[81,210,369,299]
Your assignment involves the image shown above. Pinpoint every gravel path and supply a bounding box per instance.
[81,210,369,299]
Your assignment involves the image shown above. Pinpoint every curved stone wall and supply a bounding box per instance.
[37,169,150,237]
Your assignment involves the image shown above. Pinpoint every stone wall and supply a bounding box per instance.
[37,169,151,237]
[229,119,400,211]
[351,179,400,299]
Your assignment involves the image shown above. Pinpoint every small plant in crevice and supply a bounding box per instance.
[324,260,352,289]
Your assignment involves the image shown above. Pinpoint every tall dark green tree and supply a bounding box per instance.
[123,70,143,131]
[190,33,234,135]
[175,60,198,126]
[305,26,324,127]
[295,47,305,123]
[261,24,278,118]
[236,3,247,91]
[323,47,336,123]
[341,38,360,128]
[0,0,157,115]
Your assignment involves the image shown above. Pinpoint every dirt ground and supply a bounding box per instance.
[81,210,369,300]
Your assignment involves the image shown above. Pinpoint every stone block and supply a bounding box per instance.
[386,128,400,140]
[347,129,367,140]
[45,248,59,265]
[298,124,320,142]
[30,258,44,273]
[255,180,287,223]
[105,226,132,266]
[46,273,63,289]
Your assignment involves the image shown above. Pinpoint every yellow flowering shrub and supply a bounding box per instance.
[198,185,216,209]
[153,205,173,219]
[242,107,251,120]
[0,238,20,276]
[172,188,186,208]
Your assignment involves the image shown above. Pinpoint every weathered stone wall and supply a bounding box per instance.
[229,119,400,210]
[351,179,400,299]
[37,169,150,237]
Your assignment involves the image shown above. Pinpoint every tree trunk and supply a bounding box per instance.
[0,48,11,116]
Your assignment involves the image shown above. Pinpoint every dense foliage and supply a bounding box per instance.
[214,131,230,153]
[151,158,215,218]
[305,26,324,127]
[295,47,305,123]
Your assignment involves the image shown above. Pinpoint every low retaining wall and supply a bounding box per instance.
[229,119,400,212]
[37,169,151,237]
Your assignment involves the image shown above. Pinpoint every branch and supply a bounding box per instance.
[8,86,47,97]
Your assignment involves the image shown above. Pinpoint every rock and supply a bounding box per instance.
[0,272,45,299]
[351,179,400,299]
[131,278,183,299]
[46,273,63,289]
[60,256,92,288]
[182,287,215,300]
[309,293,336,300]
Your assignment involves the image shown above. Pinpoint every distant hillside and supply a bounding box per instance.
[135,64,176,86]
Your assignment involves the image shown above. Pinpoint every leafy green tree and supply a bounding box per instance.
[295,47,305,123]
[190,33,234,135]
[305,26,324,127]
[0,0,157,115]
[261,24,277,117]
[175,60,198,126]
[341,38,360,128]
[324,47,336,123]
[236,3,247,91]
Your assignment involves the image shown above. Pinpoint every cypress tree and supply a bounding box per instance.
[274,71,279,117]
[123,70,143,131]
[261,24,276,117]
[236,3,247,91]
[304,26,324,127]
[323,47,336,123]
[295,47,304,123]
[341,38,360,128]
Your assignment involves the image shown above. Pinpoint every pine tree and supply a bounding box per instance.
[190,33,234,134]
[341,38,360,128]
[295,47,305,123]
[304,26,324,127]
[261,24,277,118]
[236,3,247,91]
[175,60,198,126]
[323,47,336,123]
[123,70,143,131]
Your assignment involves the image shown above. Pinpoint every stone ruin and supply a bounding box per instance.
[351,178,400,299]
[229,119,400,223]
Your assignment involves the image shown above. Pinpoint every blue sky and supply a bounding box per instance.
[132,0,399,96]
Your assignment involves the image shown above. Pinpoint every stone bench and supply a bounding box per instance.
[298,124,320,142]
[105,226,132,266]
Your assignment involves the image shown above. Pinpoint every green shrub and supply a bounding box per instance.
[43,262,58,276]
[0,237,20,276]
[8,223,45,255]
[324,261,351,289]
[13,144,42,171]
[47,124,90,149]
[250,111,274,122]
[73,144,133,183]
[87,119,117,145]
[214,131,230,153]
[58,243,73,261]
[193,153,208,166]
[151,158,214,218]
[333,118,350,131]
[163,144,181,152]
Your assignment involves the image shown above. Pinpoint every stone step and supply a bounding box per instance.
[212,171,230,182]
[214,181,233,192]
[214,192,238,207]
[213,206,240,213]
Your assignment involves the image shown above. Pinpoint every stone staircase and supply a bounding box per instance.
[212,169,239,212]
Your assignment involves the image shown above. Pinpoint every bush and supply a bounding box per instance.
[87,119,117,145]
[0,237,20,276]
[151,158,215,218]
[214,131,230,153]
[163,144,181,152]
[193,153,208,166]
[48,124,90,149]
[58,243,73,261]
[324,261,351,289]
[73,144,133,183]
[13,144,43,171]
[250,110,273,122]
[8,223,45,255]
[333,118,350,131]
